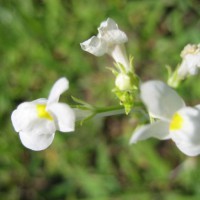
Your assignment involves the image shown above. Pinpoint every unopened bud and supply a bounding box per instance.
[115,73,132,91]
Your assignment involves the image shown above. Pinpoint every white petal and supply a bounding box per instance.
[11,99,47,132]
[11,100,56,151]
[99,30,128,45]
[80,36,107,56]
[177,61,189,77]
[130,121,170,144]
[170,107,200,156]
[98,18,118,31]
[18,117,56,151]
[140,80,185,120]
[195,104,200,110]
[98,18,128,44]
[175,141,200,156]
[178,43,200,78]
[19,131,55,151]
[11,102,36,132]
[170,107,200,143]
[47,77,69,105]
[47,103,75,132]
[186,54,200,73]
[109,44,130,71]
[178,54,200,77]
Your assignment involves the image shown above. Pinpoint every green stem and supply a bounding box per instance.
[94,105,125,118]
[93,102,146,118]
[73,102,148,123]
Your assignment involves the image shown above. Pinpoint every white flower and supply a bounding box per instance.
[130,80,200,156]
[11,78,75,151]
[178,44,200,78]
[80,18,130,71]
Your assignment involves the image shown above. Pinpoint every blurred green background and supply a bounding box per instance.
[1,0,200,199]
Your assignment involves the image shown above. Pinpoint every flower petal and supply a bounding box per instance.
[98,29,128,45]
[19,131,55,151]
[175,141,200,156]
[80,36,107,56]
[98,18,128,44]
[48,103,75,132]
[109,44,130,71]
[178,44,200,78]
[11,102,36,132]
[11,99,47,132]
[11,100,56,151]
[98,18,118,31]
[170,107,200,156]
[178,54,200,77]
[140,80,185,120]
[195,104,200,110]
[47,77,69,105]
[130,121,170,144]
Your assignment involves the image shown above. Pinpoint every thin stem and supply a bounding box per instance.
[73,102,148,123]
[93,102,146,118]
[95,105,123,113]
[95,106,125,118]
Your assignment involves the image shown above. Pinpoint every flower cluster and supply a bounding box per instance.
[11,18,200,156]
[80,18,200,156]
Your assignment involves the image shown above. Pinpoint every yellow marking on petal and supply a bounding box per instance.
[170,113,183,131]
[36,104,53,121]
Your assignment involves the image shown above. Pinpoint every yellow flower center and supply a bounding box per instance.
[170,113,183,131]
[36,104,53,120]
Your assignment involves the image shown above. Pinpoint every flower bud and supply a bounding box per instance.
[115,73,132,91]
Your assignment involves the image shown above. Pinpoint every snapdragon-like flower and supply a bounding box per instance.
[80,18,130,71]
[178,44,200,78]
[11,77,75,151]
[130,80,200,156]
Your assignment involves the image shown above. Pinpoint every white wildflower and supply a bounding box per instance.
[130,80,200,156]
[178,44,200,78]
[11,78,75,151]
[80,18,130,71]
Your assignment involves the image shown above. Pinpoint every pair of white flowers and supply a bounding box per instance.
[130,80,200,156]
[11,78,75,151]
[81,18,200,80]
[12,18,129,151]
